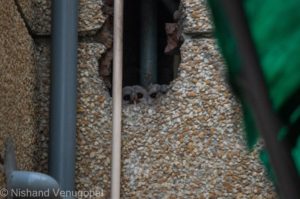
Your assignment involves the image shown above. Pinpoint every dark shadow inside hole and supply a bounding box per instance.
[123,0,181,87]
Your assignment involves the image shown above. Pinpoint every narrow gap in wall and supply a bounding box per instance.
[99,0,182,102]
[123,0,181,87]
[156,0,182,85]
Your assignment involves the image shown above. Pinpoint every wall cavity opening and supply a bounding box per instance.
[123,0,181,87]
[98,0,182,103]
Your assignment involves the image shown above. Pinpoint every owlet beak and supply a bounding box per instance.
[132,95,139,104]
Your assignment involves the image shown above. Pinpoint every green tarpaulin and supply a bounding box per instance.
[208,0,300,197]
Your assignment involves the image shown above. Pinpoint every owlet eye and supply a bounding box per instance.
[123,95,130,101]
[150,92,157,98]
[137,93,143,99]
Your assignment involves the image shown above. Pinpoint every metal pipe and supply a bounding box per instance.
[4,139,60,199]
[4,138,17,178]
[49,0,79,194]
[140,0,158,87]
[8,171,60,199]
[111,0,123,198]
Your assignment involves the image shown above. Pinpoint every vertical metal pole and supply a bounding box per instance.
[50,0,78,194]
[140,0,157,87]
[111,0,123,198]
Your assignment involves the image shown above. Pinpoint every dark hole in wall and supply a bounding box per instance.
[123,0,181,87]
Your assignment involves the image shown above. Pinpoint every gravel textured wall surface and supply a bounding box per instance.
[120,39,278,198]
[16,0,106,35]
[180,0,213,34]
[0,0,279,198]
[0,0,37,188]
[34,39,277,199]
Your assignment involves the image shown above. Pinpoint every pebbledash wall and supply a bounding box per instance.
[0,0,278,198]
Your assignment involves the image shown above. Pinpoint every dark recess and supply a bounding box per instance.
[123,0,181,87]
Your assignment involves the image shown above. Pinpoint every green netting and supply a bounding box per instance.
[207,0,300,177]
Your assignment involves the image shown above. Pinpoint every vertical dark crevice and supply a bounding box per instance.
[122,0,181,87]
[123,0,141,86]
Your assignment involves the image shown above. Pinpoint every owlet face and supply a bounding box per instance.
[131,85,148,104]
[122,85,148,105]
[122,86,134,105]
[147,84,161,104]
